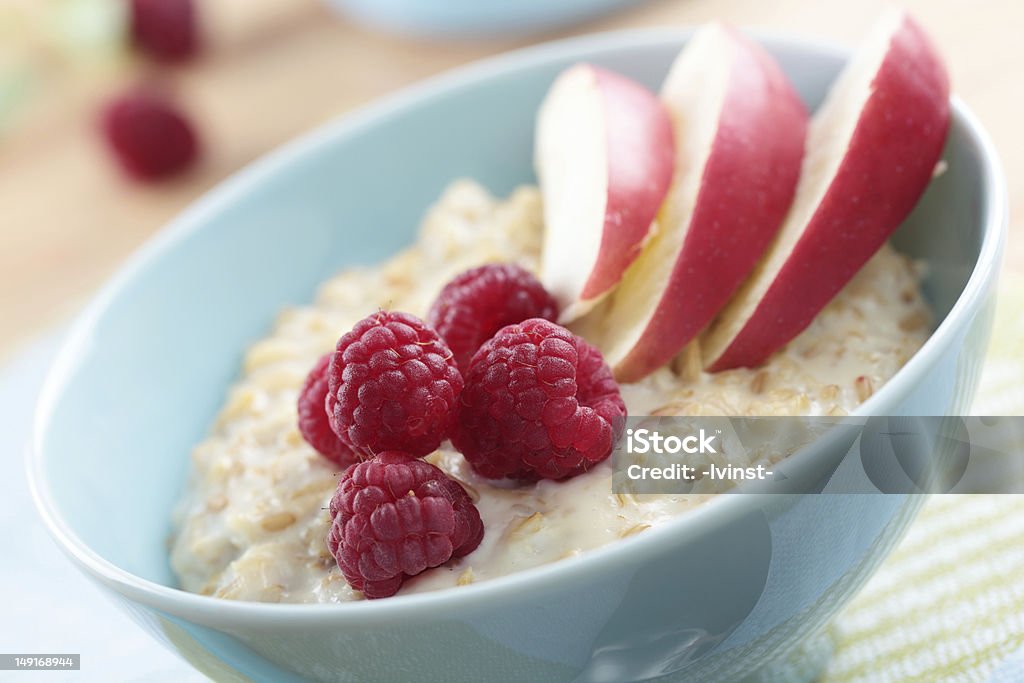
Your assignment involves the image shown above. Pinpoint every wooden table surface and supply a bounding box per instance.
[1,0,1020,360]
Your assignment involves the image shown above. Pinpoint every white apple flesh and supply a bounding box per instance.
[536,63,675,323]
[576,24,808,383]
[702,10,950,371]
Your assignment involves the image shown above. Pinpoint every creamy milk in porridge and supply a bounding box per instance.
[170,181,931,603]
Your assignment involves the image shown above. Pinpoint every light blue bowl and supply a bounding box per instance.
[28,28,1006,683]
[326,0,644,38]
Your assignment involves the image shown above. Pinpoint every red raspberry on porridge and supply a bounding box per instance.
[297,353,356,467]
[452,318,627,481]
[328,451,484,599]
[327,311,463,458]
[427,263,559,371]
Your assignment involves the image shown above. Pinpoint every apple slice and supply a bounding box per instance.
[535,63,675,322]
[574,24,808,383]
[702,10,950,371]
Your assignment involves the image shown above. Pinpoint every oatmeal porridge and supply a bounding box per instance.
[169,180,931,603]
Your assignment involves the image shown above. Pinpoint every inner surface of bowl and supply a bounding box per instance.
[33,31,994,593]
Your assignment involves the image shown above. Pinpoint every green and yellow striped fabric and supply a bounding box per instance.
[820,273,1024,682]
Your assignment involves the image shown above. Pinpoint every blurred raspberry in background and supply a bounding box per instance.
[128,0,198,62]
[100,87,198,180]
[100,0,202,180]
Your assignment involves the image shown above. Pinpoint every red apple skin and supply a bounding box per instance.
[612,29,807,382]
[581,67,675,301]
[706,16,950,372]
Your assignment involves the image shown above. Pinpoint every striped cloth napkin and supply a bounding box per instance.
[767,273,1024,683]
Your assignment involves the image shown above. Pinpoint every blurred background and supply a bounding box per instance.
[0,0,1022,361]
[1,1,1023,681]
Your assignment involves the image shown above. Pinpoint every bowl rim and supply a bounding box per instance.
[27,26,1008,627]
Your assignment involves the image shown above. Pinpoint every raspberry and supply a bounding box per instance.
[427,264,559,371]
[451,318,626,481]
[297,353,357,468]
[328,311,463,458]
[129,0,199,62]
[327,451,483,599]
[100,89,199,180]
